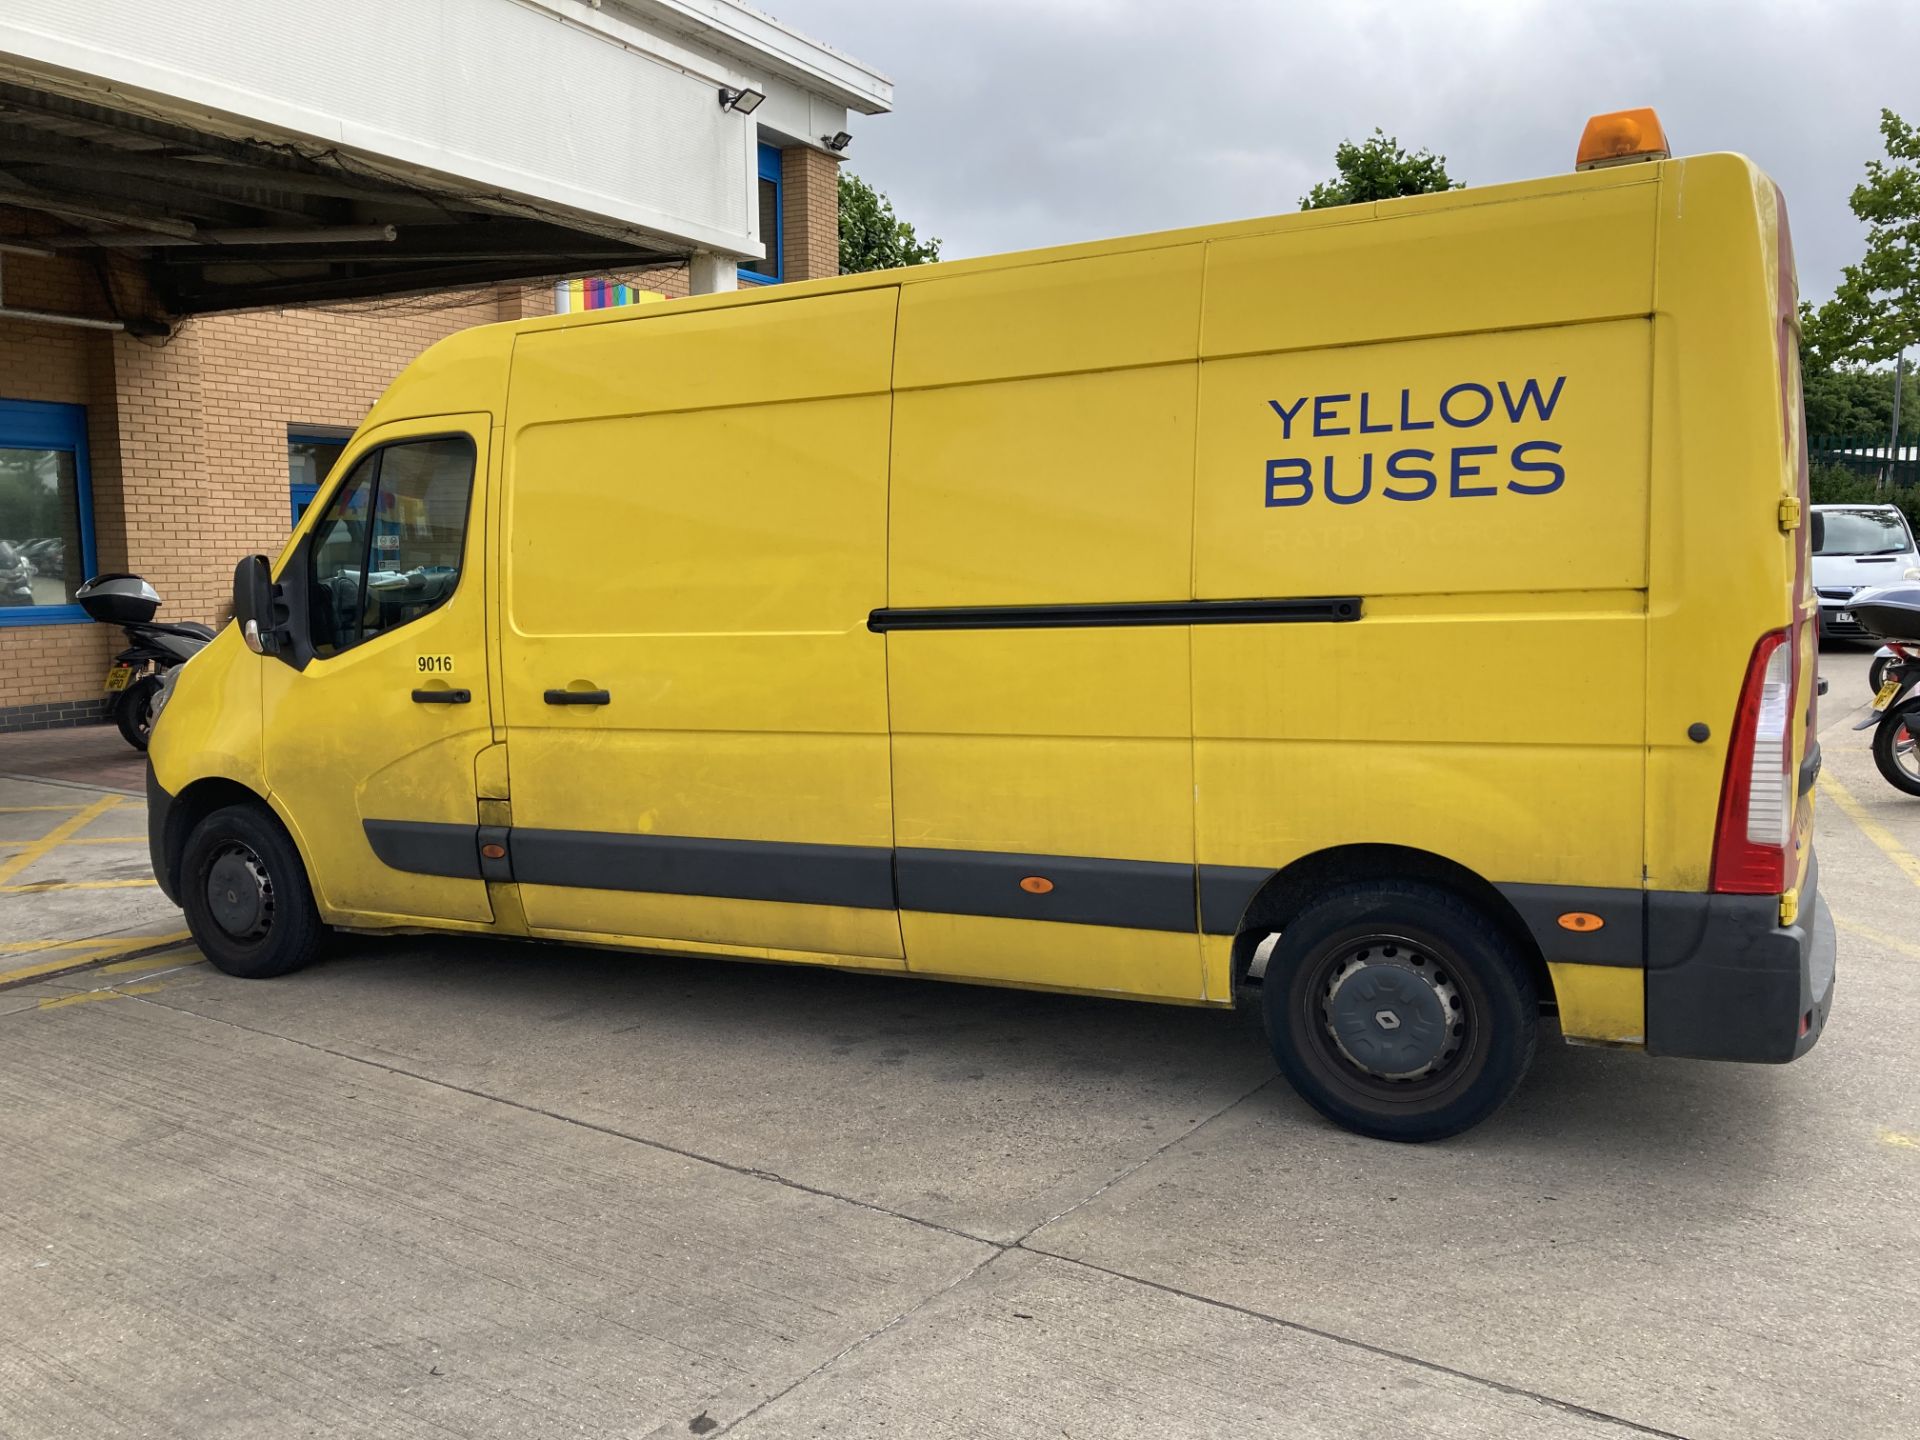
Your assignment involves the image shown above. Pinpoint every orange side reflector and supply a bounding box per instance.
[481,843,507,860]
[1019,876,1054,894]
[1557,912,1605,933]
[1575,108,1670,170]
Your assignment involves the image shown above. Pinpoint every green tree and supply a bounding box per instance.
[1814,110,1920,369]
[838,171,940,275]
[1300,129,1463,210]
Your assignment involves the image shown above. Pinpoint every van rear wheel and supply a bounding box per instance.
[1261,880,1537,1142]
[180,803,324,979]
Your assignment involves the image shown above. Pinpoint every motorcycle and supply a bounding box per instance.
[1850,585,1920,797]
[74,574,215,751]
[0,541,34,606]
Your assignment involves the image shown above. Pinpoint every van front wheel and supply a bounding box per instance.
[1261,881,1537,1142]
[180,803,324,979]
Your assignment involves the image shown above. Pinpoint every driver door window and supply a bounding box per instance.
[307,436,475,657]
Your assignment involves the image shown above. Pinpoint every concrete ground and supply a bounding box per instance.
[2,650,1916,1439]
[0,725,188,987]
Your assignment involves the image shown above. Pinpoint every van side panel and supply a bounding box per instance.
[886,245,1209,1001]
[1192,186,1658,1025]
[498,288,905,962]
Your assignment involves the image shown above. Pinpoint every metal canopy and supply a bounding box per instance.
[0,82,681,325]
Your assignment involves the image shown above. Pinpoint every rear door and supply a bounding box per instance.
[497,290,904,965]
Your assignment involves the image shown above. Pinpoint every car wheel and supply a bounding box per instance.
[1262,880,1538,1142]
[180,803,324,978]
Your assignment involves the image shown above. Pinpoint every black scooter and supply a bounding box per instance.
[1850,585,1920,797]
[75,574,214,750]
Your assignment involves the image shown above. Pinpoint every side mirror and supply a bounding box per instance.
[232,555,285,657]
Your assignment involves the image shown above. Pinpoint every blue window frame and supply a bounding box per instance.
[739,142,783,285]
[289,424,353,526]
[0,398,97,628]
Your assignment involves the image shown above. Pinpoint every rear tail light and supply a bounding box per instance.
[1711,629,1795,894]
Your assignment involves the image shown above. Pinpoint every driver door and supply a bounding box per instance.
[261,415,495,926]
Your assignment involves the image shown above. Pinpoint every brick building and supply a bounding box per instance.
[0,2,883,729]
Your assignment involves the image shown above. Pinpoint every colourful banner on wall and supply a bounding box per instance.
[554,278,658,313]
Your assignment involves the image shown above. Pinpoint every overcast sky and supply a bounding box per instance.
[783,0,1917,307]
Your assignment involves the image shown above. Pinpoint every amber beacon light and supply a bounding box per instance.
[1575,108,1671,170]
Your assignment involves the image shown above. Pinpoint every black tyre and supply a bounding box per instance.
[115,675,163,751]
[1261,880,1537,1142]
[179,803,324,978]
[1869,655,1893,697]
[1872,707,1920,798]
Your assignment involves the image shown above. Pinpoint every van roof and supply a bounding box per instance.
[501,152,1738,340]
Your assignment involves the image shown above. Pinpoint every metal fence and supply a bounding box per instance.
[1811,435,1920,488]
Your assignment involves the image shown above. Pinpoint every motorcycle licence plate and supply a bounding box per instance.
[1874,677,1901,712]
[103,664,133,693]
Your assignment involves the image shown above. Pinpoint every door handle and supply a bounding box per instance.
[412,688,471,704]
[545,688,611,706]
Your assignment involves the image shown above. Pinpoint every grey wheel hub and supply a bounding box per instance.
[1322,942,1464,1081]
[206,843,273,943]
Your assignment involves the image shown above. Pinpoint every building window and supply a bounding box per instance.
[289,425,353,525]
[0,399,97,628]
[739,142,783,284]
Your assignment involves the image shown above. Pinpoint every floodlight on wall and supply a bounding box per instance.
[718,85,766,115]
[822,131,852,152]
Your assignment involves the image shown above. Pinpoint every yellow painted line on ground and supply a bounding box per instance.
[96,950,199,975]
[38,981,172,1011]
[0,835,147,849]
[1818,772,1920,891]
[1880,1129,1920,1151]
[0,931,193,986]
[0,794,120,887]
[0,877,158,894]
[1833,912,1920,963]
[0,804,85,814]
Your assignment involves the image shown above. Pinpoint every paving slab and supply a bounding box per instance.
[0,992,991,1440]
[132,937,1275,1243]
[0,773,186,984]
[1025,703,1920,1440]
[0,722,148,794]
[729,1247,1633,1440]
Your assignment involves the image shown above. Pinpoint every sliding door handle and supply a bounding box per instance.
[545,688,611,706]
[411,688,470,704]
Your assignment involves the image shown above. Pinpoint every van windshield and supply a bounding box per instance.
[1812,509,1911,557]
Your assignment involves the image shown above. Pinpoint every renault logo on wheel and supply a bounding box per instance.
[1374,1010,1401,1030]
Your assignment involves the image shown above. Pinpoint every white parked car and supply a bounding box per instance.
[1812,503,1920,643]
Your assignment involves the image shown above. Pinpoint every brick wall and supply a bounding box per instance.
[1,145,841,721]
[782,146,842,282]
[0,252,123,715]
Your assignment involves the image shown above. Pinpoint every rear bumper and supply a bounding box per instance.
[1645,853,1834,1063]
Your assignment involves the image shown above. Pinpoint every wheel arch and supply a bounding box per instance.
[1223,843,1552,1010]
[159,776,315,903]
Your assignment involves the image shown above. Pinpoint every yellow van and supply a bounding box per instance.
[148,110,1832,1141]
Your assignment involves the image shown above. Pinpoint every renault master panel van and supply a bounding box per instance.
[149,112,1833,1141]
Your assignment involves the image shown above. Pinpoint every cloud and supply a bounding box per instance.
[785,0,1917,306]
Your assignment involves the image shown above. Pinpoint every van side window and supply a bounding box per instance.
[306,436,475,657]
